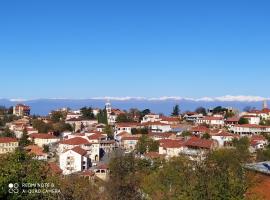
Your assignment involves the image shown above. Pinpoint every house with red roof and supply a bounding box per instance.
[250,135,268,152]
[29,133,60,147]
[59,146,91,175]
[58,136,100,162]
[230,124,270,135]
[183,137,218,160]
[141,121,171,133]
[115,122,142,135]
[25,145,48,160]
[211,131,239,147]
[159,139,185,157]
[121,135,141,152]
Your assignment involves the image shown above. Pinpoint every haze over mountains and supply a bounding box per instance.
[0,96,269,116]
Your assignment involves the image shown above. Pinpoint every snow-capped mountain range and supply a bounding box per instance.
[0,95,269,116]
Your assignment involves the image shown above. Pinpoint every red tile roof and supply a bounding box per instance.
[48,162,62,175]
[226,117,240,122]
[29,133,57,139]
[0,137,18,143]
[121,136,140,141]
[202,116,224,120]
[159,139,185,148]
[148,132,175,138]
[235,124,270,128]
[59,137,90,145]
[25,145,46,156]
[71,146,87,156]
[88,133,106,140]
[116,122,140,127]
[191,126,210,133]
[185,137,214,149]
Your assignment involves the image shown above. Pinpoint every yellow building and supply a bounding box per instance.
[0,137,19,154]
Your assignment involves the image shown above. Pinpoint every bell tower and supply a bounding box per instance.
[263,100,268,109]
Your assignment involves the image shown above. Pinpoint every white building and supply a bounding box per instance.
[183,112,204,123]
[196,116,224,127]
[241,115,260,125]
[60,146,90,175]
[211,132,238,147]
[142,122,171,133]
[58,137,100,162]
[141,113,161,123]
[0,137,18,154]
[230,124,270,135]
[29,133,60,147]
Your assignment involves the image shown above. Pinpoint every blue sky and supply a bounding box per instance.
[0,0,270,99]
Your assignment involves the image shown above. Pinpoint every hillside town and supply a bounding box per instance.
[1,100,270,199]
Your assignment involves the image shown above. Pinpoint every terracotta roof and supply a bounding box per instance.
[202,116,224,120]
[213,131,236,137]
[71,146,87,156]
[88,133,106,140]
[116,122,140,127]
[0,137,18,143]
[160,116,179,122]
[242,115,259,118]
[159,139,185,148]
[121,136,140,141]
[185,137,214,149]
[48,162,62,174]
[251,135,267,141]
[191,126,210,133]
[142,121,170,126]
[226,117,240,122]
[80,170,95,177]
[29,133,57,139]
[235,124,270,128]
[96,164,109,170]
[59,137,90,145]
[117,131,130,137]
[149,132,175,138]
[25,145,46,156]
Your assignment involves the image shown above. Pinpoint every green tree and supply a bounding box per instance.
[195,107,207,115]
[0,127,15,138]
[50,111,65,123]
[136,135,159,154]
[256,148,270,162]
[97,108,108,124]
[139,109,151,120]
[107,154,141,200]
[19,128,31,147]
[171,104,180,116]
[238,117,249,125]
[181,131,192,137]
[202,132,210,139]
[32,119,53,133]
[43,144,50,153]
[232,136,250,161]
[104,125,114,139]
[80,107,95,120]
[52,122,73,133]
[116,113,132,123]
[0,150,53,199]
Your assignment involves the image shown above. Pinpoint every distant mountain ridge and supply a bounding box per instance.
[0,96,268,116]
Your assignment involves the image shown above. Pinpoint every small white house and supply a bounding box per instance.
[60,146,90,175]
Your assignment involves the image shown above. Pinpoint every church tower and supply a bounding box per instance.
[105,100,112,115]
[263,100,268,109]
